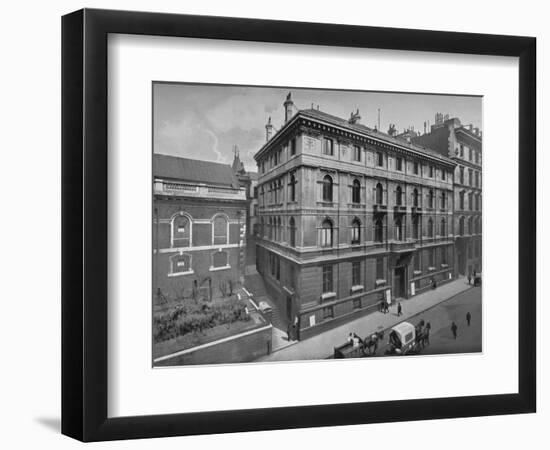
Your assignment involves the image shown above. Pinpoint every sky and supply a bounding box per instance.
[153,83,482,172]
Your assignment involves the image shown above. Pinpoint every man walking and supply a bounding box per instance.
[467,272,472,285]
[397,302,402,317]
[451,321,458,339]
[466,311,472,326]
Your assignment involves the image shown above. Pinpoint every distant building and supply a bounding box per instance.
[153,154,247,302]
[253,93,457,339]
[413,114,482,276]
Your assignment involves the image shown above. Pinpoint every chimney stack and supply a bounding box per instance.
[265,117,274,142]
[284,92,295,123]
[348,108,361,125]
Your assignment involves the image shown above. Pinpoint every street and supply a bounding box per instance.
[375,286,482,357]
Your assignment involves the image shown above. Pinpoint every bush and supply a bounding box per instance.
[153,298,250,344]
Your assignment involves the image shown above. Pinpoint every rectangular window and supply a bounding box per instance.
[323,306,334,319]
[442,169,446,181]
[352,261,361,286]
[414,253,421,271]
[322,265,333,293]
[460,166,464,184]
[413,161,419,175]
[376,152,383,167]
[396,157,403,171]
[290,138,296,156]
[460,144,464,157]
[376,257,384,280]
[475,151,479,164]
[469,148,473,161]
[323,138,334,156]
[353,145,361,162]
[429,249,435,267]
[429,165,434,177]
[468,169,473,186]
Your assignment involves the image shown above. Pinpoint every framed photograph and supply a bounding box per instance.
[62,8,536,442]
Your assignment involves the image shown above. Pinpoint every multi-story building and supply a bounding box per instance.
[413,114,482,277]
[153,154,247,302]
[253,94,457,339]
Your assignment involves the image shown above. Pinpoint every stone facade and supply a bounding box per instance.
[254,97,457,339]
[413,115,482,277]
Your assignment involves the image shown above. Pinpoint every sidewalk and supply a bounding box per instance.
[257,277,474,362]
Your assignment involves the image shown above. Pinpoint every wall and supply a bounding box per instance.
[0,2,546,450]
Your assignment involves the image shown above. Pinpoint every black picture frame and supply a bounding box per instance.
[61,8,536,442]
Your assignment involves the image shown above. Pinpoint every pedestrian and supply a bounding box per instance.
[425,322,431,345]
[466,311,472,326]
[451,321,458,339]
[431,277,437,289]
[397,302,402,316]
[286,322,292,341]
[468,272,472,285]
[348,332,354,344]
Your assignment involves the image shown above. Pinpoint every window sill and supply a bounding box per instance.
[375,279,386,287]
[441,264,449,268]
[413,270,422,276]
[428,266,436,272]
[209,265,231,272]
[168,270,194,277]
[321,292,336,302]
[351,285,364,293]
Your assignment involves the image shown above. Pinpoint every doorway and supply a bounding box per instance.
[394,266,406,299]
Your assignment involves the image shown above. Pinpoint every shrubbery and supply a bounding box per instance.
[153,298,250,344]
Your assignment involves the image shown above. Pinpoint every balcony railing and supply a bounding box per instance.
[373,204,387,213]
[411,206,422,214]
[393,205,407,213]
[154,179,246,201]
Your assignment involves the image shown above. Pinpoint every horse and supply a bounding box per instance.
[363,331,384,356]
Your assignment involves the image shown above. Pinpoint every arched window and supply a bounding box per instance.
[440,218,446,237]
[427,218,434,238]
[289,174,297,202]
[170,253,192,275]
[395,185,403,206]
[212,215,228,245]
[374,217,384,243]
[375,182,384,205]
[412,215,420,240]
[289,217,296,247]
[428,189,434,209]
[413,188,419,207]
[468,216,473,235]
[395,216,403,241]
[459,216,465,236]
[459,191,465,210]
[172,213,191,247]
[322,175,333,202]
[351,218,361,244]
[320,218,333,247]
[352,179,361,204]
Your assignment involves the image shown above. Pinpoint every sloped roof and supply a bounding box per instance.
[153,154,239,188]
[298,108,452,162]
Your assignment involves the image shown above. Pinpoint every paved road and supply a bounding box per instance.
[372,286,482,357]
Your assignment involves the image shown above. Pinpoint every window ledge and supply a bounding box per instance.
[413,270,422,276]
[168,270,194,277]
[441,263,449,268]
[375,279,387,287]
[209,265,231,272]
[321,292,336,301]
[428,266,436,272]
[351,285,364,293]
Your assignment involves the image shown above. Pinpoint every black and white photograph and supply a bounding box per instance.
[152,83,483,367]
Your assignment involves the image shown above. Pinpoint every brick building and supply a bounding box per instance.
[413,114,482,277]
[253,94,457,339]
[153,154,247,302]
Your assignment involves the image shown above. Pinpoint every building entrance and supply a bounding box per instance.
[394,266,406,299]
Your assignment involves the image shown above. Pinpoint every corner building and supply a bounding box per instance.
[254,95,457,339]
[153,154,247,302]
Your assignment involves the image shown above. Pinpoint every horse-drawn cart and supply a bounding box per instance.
[385,321,422,355]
